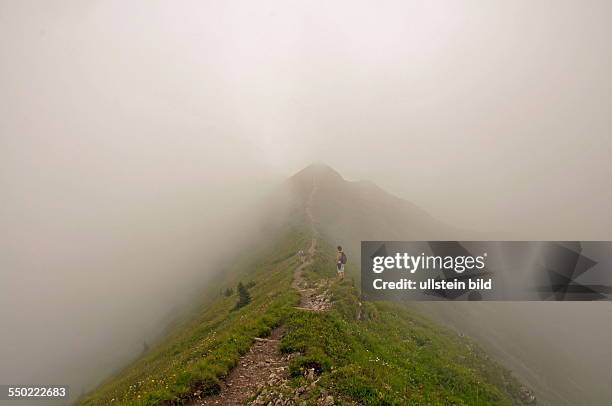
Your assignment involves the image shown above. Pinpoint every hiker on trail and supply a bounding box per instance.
[336,246,347,279]
[297,249,305,262]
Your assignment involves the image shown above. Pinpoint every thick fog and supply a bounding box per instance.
[2,0,611,403]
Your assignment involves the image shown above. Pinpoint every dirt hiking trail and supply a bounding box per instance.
[192,179,334,405]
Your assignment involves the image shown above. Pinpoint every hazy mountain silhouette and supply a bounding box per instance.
[77,163,532,406]
[78,164,608,406]
[285,163,469,256]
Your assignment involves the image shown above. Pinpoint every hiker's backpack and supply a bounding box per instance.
[340,252,347,264]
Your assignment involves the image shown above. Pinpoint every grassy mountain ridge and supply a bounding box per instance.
[281,238,526,405]
[77,227,308,405]
[78,164,531,405]
[78,223,527,405]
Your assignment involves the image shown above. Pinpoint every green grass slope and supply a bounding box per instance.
[281,239,526,405]
[78,227,526,405]
[77,228,308,406]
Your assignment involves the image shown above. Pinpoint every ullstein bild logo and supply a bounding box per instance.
[361,241,612,301]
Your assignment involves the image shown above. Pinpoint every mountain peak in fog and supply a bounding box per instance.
[282,163,470,248]
[290,163,344,184]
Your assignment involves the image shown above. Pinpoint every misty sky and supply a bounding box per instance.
[1,0,611,397]
[3,1,612,232]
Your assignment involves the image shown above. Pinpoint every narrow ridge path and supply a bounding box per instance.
[292,177,331,312]
[193,178,328,405]
[195,328,287,405]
